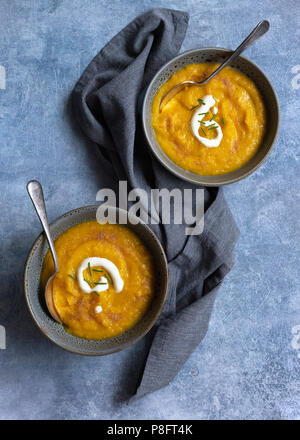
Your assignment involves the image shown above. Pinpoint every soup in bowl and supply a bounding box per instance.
[24,206,169,355]
[41,221,156,340]
[143,48,279,186]
[151,63,266,176]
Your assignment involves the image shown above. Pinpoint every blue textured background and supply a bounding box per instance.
[0,0,299,420]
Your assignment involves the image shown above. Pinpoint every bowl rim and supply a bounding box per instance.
[142,47,280,186]
[24,204,169,356]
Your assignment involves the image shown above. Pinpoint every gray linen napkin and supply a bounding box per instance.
[72,8,239,399]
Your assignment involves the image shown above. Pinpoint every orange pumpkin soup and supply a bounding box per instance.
[151,63,266,176]
[41,221,155,340]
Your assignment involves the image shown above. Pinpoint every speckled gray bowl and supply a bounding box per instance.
[24,206,169,355]
[143,48,280,186]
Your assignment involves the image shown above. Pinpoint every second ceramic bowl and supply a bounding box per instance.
[142,48,279,186]
[24,206,169,355]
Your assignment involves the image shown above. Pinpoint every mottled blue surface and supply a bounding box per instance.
[0,0,299,420]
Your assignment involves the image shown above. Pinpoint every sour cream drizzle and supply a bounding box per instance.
[77,257,124,294]
[190,95,223,148]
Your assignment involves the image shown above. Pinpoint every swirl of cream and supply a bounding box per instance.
[77,257,124,294]
[190,95,223,148]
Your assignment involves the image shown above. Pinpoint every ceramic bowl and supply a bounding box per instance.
[24,206,169,355]
[142,48,279,186]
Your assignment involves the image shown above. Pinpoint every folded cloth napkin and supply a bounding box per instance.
[72,8,239,399]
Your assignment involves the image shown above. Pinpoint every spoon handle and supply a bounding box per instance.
[202,20,270,84]
[27,180,59,272]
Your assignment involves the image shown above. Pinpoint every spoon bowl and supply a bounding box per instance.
[45,276,62,322]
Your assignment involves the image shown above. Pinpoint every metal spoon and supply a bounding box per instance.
[27,180,62,323]
[159,20,270,111]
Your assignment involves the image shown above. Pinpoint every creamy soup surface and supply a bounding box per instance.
[151,63,266,176]
[41,221,155,340]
